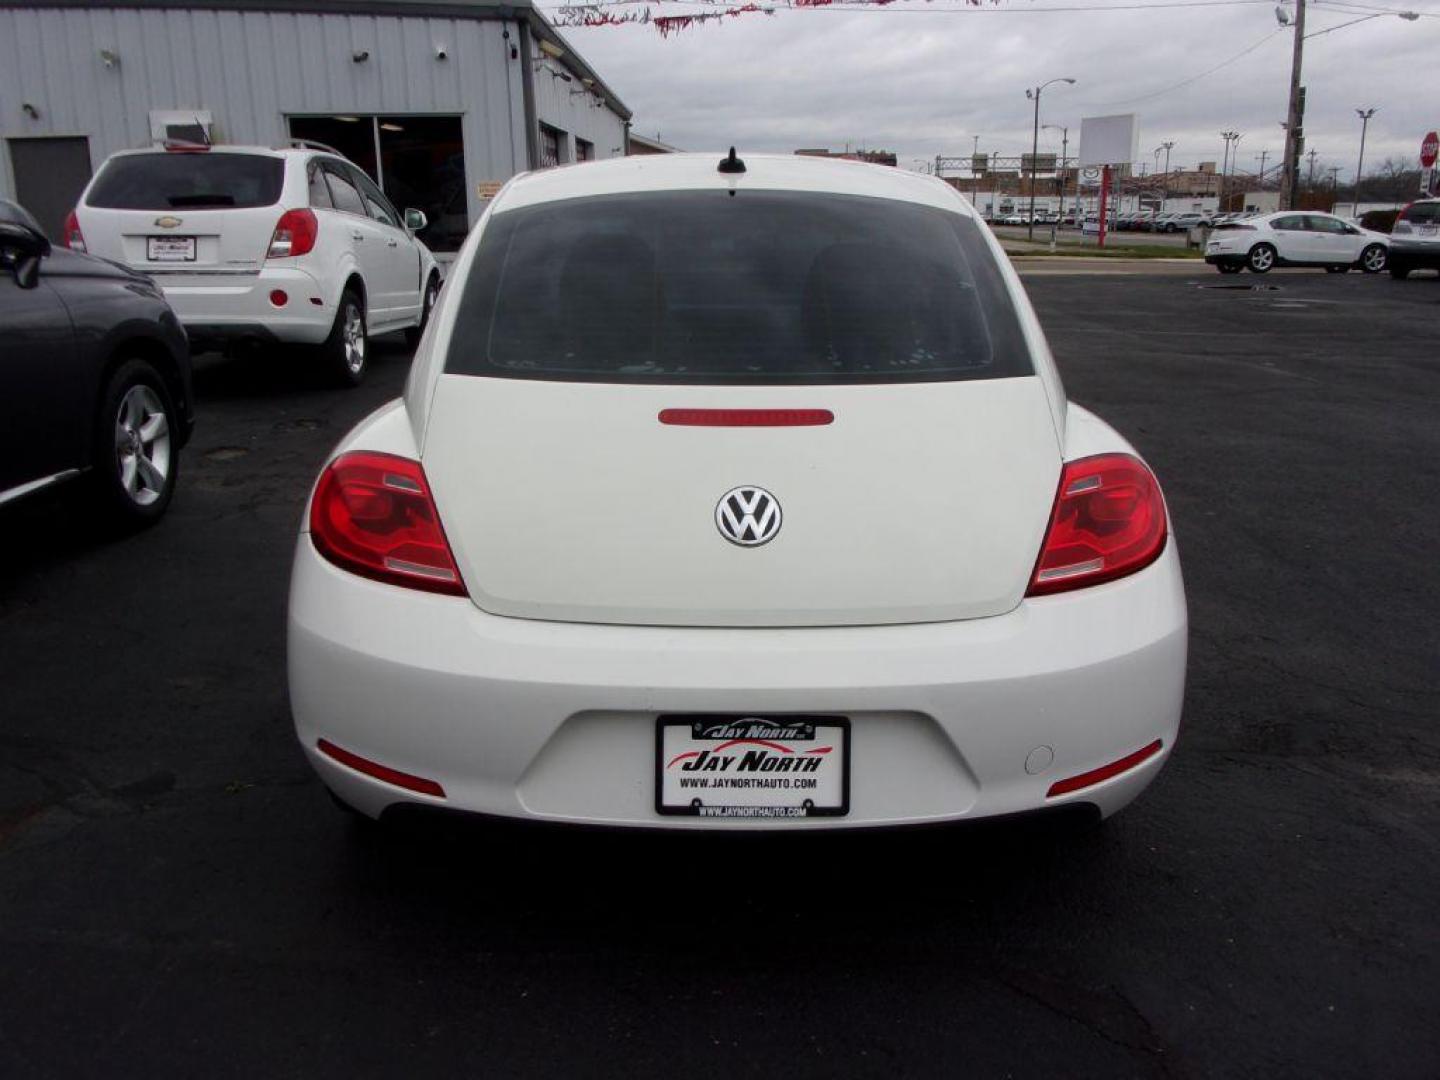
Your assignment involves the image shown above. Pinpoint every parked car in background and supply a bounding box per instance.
[1357,208,1400,235]
[0,199,193,525]
[65,144,441,386]
[288,153,1187,832]
[1203,211,1389,274]
[1387,199,1440,278]
[1158,212,1205,233]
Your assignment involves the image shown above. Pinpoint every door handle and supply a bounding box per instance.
[387,239,398,247]
[352,231,364,241]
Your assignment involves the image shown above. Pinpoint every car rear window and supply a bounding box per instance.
[86,153,284,210]
[446,189,1031,385]
[1400,202,1439,224]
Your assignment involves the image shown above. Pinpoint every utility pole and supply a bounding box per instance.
[1353,107,1376,217]
[1306,148,1319,191]
[1160,141,1174,210]
[971,135,980,210]
[1327,165,1340,210]
[1278,0,1306,210]
[1255,149,1270,186]
[1221,131,1241,212]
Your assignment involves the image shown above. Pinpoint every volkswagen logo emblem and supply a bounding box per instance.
[715,486,782,547]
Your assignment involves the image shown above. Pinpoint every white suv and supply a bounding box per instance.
[64,144,441,385]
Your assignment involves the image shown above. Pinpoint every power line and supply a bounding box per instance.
[1074,26,1287,107]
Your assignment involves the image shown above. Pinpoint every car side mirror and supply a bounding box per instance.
[0,220,49,289]
[404,208,428,232]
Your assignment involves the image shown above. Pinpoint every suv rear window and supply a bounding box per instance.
[87,153,284,210]
[1400,201,1439,224]
[447,190,1030,385]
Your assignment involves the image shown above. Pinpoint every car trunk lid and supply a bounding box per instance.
[422,376,1060,627]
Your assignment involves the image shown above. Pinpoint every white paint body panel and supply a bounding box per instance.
[288,154,1187,829]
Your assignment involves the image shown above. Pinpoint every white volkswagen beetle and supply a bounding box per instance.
[288,152,1187,830]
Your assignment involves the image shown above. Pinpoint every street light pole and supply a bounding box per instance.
[1026,76,1075,241]
[1044,124,1069,249]
[1353,107,1376,218]
[971,134,981,211]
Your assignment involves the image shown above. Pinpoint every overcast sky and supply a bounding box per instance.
[545,0,1439,181]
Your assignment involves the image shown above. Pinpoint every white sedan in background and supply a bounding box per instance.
[1204,211,1389,275]
[288,152,1187,831]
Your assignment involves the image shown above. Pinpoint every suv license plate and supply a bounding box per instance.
[656,715,850,819]
[147,236,196,262]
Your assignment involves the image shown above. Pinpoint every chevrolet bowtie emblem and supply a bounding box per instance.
[154,216,183,228]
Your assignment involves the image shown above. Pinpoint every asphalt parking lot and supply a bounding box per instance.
[2,267,1437,1078]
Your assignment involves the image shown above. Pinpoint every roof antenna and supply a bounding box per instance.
[717,146,746,174]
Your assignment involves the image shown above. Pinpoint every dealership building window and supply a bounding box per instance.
[288,115,467,252]
[540,124,564,169]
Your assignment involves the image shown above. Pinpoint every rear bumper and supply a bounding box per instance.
[1386,241,1440,267]
[288,537,1188,830]
[151,266,334,346]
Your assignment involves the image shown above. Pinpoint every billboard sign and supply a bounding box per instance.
[1078,114,1139,168]
[1021,153,1058,173]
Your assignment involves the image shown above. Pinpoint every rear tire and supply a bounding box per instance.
[404,273,440,351]
[1247,243,1276,274]
[1359,244,1387,274]
[93,358,179,529]
[321,288,368,387]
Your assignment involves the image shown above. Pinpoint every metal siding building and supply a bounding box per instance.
[0,0,630,246]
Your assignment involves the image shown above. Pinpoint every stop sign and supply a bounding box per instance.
[1422,131,1439,169]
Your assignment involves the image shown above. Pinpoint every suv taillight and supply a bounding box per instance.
[309,452,466,595]
[1027,454,1168,597]
[267,208,317,258]
[62,210,86,252]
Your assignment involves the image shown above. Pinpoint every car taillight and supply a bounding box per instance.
[267,208,317,258]
[1397,201,1415,222]
[1027,453,1168,597]
[62,210,86,252]
[309,451,465,596]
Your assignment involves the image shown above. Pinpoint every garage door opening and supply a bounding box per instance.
[288,115,467,252]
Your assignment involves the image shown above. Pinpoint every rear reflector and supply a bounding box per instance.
[1047,740,1164,797]
[317,739,446,797]
[659,408,834,427]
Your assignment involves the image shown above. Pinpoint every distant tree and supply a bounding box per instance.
[1361,156,1422,202]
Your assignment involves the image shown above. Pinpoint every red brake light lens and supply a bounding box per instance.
[267,208,318,258]
[309,451,465,595]
[1027,453,1168,596]
[659,408,835,427]
[62,210,86,252]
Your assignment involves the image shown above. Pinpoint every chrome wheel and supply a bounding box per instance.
[1361,244,1387,273]
[342,302,366,375]
[114,384,171,507]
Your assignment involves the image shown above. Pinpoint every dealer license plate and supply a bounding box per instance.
[656,715,850,818]
[147,236,196,262]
